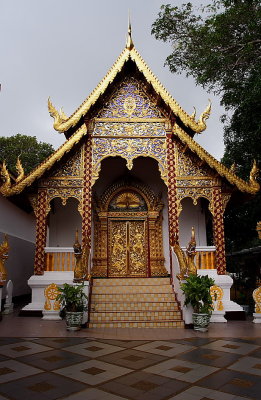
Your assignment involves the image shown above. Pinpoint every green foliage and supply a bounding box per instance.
[152,1,261,251]
[0,134,54,175]
[56,283,88,312]
[181,274,215,314]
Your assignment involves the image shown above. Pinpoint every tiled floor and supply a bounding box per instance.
[0,311,261,399]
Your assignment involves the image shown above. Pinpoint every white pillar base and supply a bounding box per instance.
[42,310,62,320]
[22,271,89,313]
[253,313,261,323]
[3,303,14,314]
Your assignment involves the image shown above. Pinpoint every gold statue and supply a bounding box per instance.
[257,221,261,240]
[0,234,9,284]
[250,160,259,184]
[73,230,89,282]
[171,227,197,280]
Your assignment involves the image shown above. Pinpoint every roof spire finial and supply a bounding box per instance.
[126,10,134,50]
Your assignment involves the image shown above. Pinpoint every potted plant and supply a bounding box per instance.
[181,274,215,332]
[56,283,88,331]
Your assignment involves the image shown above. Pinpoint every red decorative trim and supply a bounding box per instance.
[167,135,179,241]
[82,138,92,249]
[34,190,47,275]
[213,188,226,274]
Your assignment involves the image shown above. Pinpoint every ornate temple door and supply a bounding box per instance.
[108,218,148,277]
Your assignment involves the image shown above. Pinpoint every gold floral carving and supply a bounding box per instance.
[174,124,259,194]
[92,137,167,186]
[51,148,84,178]
[176,187,213,216]
[45,188,83,216]
[253,286,261,313]
[93,121,166,137]
[210,285,224,311]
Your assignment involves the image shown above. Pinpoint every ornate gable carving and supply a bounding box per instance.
[50,148,84,178]
[97,77,163,119]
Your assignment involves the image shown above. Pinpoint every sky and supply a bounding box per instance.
[0,0,226,161]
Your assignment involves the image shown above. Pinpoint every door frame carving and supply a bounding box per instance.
[92,180,168,277]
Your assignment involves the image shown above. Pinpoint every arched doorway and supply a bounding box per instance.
[92,178,167,278]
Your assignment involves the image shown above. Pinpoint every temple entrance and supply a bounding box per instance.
[92,178,168,278]
[108,218,148,277]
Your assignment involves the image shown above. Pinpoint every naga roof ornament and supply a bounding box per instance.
[15,156,25,183]
[48,29,212,134]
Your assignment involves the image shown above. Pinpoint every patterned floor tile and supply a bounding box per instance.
[176,347,240,368]
[18,349,89,370]
[144,358,218,383]
[0,372,87,400]
[62,387,128,399]
[95,339,150,348]
[228,356,261,376]
[97,348,167,369]
[0,338,25,345]
[63,341,124,358]
[202,340,260,355]
[100,370,189,400]
[169,385,252,400]
[54,359,133,385]
[0,359,42,383]
[171,338,216,346]
[30,337,89,348]
[197,369,261,400]
[133,340,195,356]
[0,341,52,358]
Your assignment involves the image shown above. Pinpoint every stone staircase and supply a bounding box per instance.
[88,277,184,328]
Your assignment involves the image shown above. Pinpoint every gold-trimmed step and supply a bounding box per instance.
[88,277,184,329]
[88,320,185,328]
[90,310,182,322]
[92,301,179,312]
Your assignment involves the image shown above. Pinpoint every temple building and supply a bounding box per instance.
[0,26,259,327]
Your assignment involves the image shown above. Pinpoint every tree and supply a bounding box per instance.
[0,134,54,175]
[152,0,261,251]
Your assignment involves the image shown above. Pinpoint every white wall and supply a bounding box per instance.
[48,197,82,247]
[179,197,207,247]
[0,195,36,297]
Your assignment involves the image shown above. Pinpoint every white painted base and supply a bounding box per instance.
[22,272,90,314]
[253,313,261,323]
[3,302,14,314]
[210,311,227,323]
[198,269,243,314]
[42,310,62,320]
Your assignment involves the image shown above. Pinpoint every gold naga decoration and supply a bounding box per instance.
[253,286,261,313]
[73,229,89,282]
[171,227,197,280]
[250,160,259,185]
[257,221,261,240]
[47,29,212,134]
[15,156,25,183]
[0,234,9,284]
[210,285,224,311]
[0,162,11,195]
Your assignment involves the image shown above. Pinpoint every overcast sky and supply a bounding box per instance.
[0,0,226,160]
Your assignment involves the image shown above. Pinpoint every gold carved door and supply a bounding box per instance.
[108,219,148,277]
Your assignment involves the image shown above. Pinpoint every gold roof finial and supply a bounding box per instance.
[126,11,134,50]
